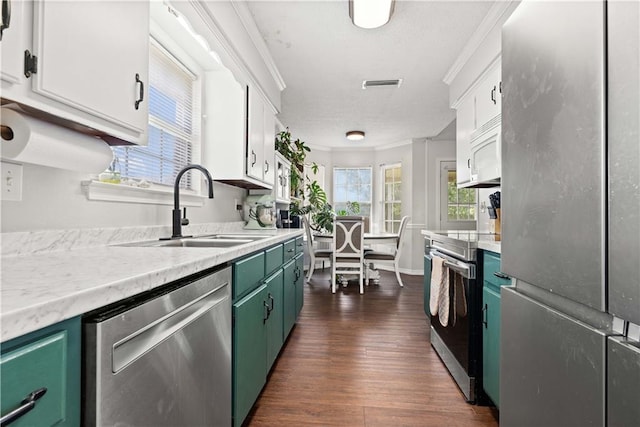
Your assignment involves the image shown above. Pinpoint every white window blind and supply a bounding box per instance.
[382,163,402,233]
[113,40,197,189]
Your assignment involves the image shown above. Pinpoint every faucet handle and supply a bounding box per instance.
[181,207,189,226]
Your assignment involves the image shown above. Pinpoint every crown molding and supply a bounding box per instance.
[188,1,278,112]
[443,0,518,85]
[231,1,287,92]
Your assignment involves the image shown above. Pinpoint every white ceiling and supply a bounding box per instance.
[246,0,494,149]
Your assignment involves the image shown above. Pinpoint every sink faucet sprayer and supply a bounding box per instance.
[169,164,214,239]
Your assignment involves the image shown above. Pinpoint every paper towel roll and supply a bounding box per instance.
[1,107,113,173]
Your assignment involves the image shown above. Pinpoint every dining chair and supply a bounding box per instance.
[302,215,332,281]
[364,216,410,287]
[332,216,366,294]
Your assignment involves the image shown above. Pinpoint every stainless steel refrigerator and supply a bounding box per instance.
[500,1,640,426]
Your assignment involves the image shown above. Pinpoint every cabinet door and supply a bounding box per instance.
[482,286,501,408]
[0,0,27,86]
[263,109,275,185]
[233,251,265,300]
[474,62,501,131]
[247,87,265,181]
[31,0,149,136]
[282,260,297,338]
[456,96,474,186]
[295,253,304,318]
[0,317,80,427]
[233,284,267,427]
[265,270,284,370]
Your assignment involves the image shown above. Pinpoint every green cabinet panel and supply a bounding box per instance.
[295,254,304,318]
[0,317,81,427]
[424,255,432,317]
[265,270,284,370]
[233,251,265,300]
[265,244,283,276]
[233,284,268,427]
[283,260,297,338]
[481,250,510,408]
[295,236,304,254]
[484,250,511,288]
[483,286,501,407]
[283,239,296,262]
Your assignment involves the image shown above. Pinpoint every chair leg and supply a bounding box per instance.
[331,262,336,293]
[306,259,315,281]
[360,271,364,294]
[394,259,404,287]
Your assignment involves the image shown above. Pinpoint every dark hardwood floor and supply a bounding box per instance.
[245,268,499,426]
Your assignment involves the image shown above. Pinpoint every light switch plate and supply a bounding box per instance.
[1,161,23,201]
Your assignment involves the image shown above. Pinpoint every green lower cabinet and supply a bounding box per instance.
[0,317,81,427]
[233,284,268,427]
[295,254,304,318]
[481,250,511,408]
[265,270,284,370]
[423,254,432,317]
[283,260,297,337]
[482,285,501,407]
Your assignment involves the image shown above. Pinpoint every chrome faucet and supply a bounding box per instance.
[170,164,214,239]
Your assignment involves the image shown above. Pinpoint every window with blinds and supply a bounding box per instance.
[113,39,198,189]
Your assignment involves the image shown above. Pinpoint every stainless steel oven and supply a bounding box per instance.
[424,233,487,404]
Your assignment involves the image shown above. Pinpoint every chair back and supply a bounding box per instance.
[333,216,365,259]
[396,216,410,252]
[301,215,314,251]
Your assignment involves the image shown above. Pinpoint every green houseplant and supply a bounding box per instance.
[276,128,333,231]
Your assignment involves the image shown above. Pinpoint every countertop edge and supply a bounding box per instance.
[1,230,303,342]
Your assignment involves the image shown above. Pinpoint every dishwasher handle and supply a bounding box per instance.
[111,281,229,373]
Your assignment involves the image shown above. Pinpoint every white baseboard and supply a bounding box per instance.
[373,265,423,276]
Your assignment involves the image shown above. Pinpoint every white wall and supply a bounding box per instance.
[0,163,245,233]
[424,139,457,230]
[306,140,429,274]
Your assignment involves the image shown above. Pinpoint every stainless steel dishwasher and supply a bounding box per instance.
[83,266,232,426]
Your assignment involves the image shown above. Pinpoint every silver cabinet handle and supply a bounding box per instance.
[1,388,47,426]
[494,271,510,280]
[264,161,269,173]
[251,151,257,167]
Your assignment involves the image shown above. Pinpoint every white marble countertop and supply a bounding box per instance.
[477,240,501,254]
[1,227,303,342]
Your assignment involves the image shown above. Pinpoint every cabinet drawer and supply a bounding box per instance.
[265,244,284,276]
[283,239,296,262]
[1,318,80,427]
[234,252,266,300]
[295,236,304,254]
[483,251,510,288]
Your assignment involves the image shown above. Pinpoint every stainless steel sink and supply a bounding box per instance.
[121,238,255,248]
[119,234,272,248]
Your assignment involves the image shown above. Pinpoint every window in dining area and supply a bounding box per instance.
[382,163,402,233]
[333,167,372,219]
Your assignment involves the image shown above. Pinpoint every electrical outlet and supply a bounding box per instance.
[234,199,242,211]
[1,161,23,201]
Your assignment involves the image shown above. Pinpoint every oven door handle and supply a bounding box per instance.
[428,249,475,279]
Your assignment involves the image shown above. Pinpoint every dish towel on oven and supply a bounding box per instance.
[451,272,468,326]
[429,256,450,326]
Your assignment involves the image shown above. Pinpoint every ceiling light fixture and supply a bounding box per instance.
[349,0,395,29]
[346,131,365,141]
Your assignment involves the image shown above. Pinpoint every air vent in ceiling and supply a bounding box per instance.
[362,79,403,89]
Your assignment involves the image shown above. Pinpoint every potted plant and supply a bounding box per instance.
[276,128,331,230]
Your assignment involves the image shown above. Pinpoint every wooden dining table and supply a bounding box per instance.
[313,232,399,284]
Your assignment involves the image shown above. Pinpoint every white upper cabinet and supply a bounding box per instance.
[456,95,474,186]
[246,84,275,187]
[274,152,291,204]
[1,0,149,145]
[0,0,26,86]
[473,61,502,132]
